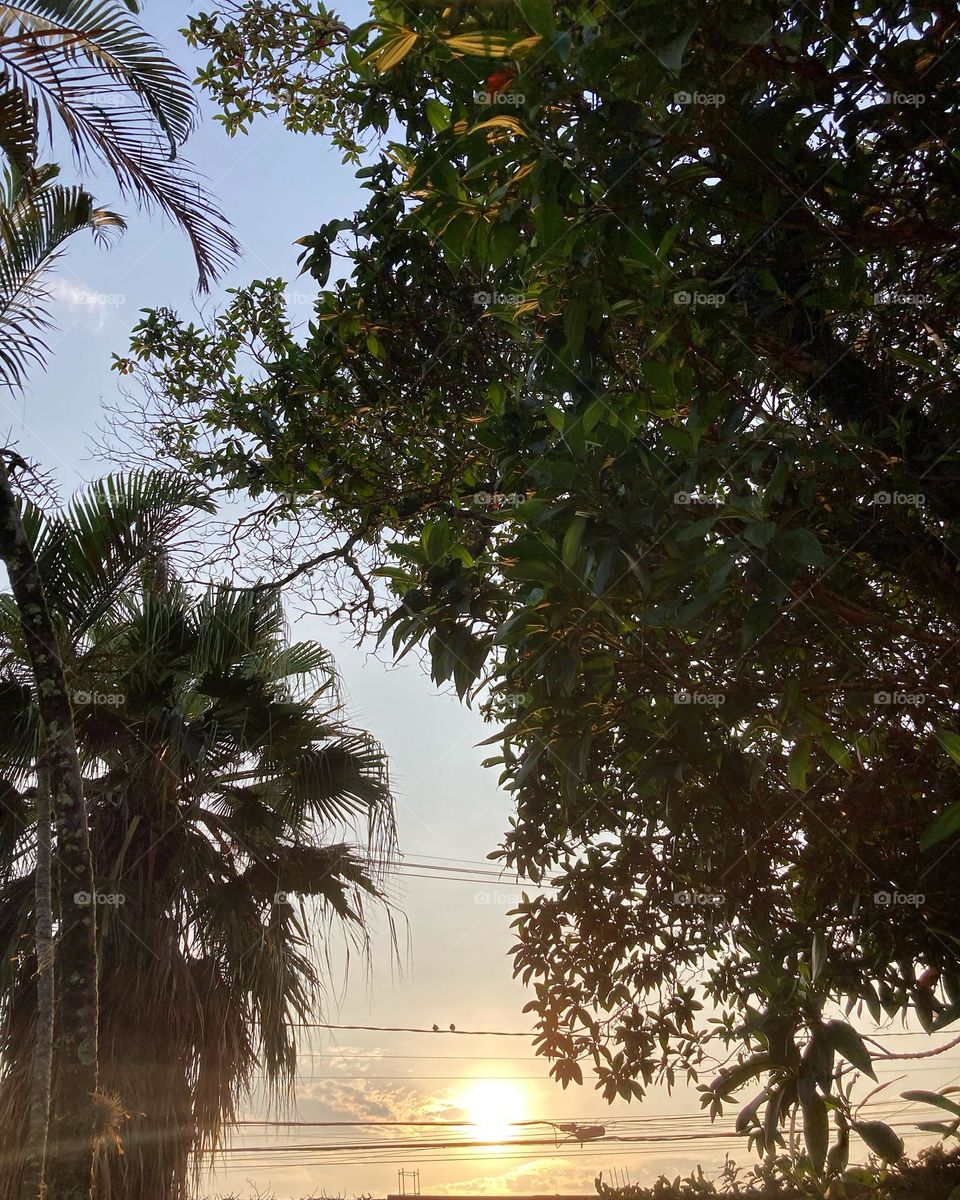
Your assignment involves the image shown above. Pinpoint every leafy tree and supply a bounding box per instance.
[0,474,396,1199]
[118,0,960,1179]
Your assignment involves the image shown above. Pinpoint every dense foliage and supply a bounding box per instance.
[118,0,960,1179]
[595,1144,960,1197]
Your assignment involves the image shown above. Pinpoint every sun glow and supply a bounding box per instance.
[461,1080,527,1148]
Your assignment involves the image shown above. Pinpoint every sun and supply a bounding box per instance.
[462,1080,527,1147]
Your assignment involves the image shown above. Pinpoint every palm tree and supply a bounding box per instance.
[0,453,100,1200]
[0,469,215,1198]
[0,475,396,1200]
[0,0,239,289]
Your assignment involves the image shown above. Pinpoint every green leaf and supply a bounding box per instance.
[802,1092,829,1176]
[641,359,675,399]
[421,519,451,562]
[489,221,521,268]
[787,741,811,790]
[777,527,826,567]
[920,802,960,852]
[713,1053,772,1096]
[902,1090,960,1119]
[811,930,826,982]
[763,1083,785,1152]
[654,22,697,70]
[802,1025,835,1089]
[516,0,556,38]
[826,1020,875,1080]
[936,728,960,765]
[561,515,588,568]
[676,516,716,542]
[735,1088,766,1133]
[853,1119,903,1162]
[440,211,473,263]
[425,98,451,132]
[743,521,777,549]
[822,733,852,772]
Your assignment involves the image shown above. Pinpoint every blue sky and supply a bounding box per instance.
[8,2,951,1195]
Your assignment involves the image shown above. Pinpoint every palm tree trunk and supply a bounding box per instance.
[20,756,54,1200]
[0,456,98,1200]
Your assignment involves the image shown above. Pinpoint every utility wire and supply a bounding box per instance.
[292,1052,537,1060]
[292,1022,533,1036]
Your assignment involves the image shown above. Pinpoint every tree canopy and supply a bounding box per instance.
[117,0,960,1179]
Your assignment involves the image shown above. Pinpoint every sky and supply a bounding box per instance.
[8,1,960,1197]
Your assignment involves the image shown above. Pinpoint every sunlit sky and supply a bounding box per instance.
[9,1,959,1196]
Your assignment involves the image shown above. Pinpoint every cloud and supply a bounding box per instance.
[293,1072,465,1130]
[48,278,126,332]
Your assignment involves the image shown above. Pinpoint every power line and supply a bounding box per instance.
[293,1022,533,1037]
[293,1052,537,1060]
[269,1059,960,1080]
[212,1114,928,1162]
[250,1080,552,1089]
[233,1100,919,1135]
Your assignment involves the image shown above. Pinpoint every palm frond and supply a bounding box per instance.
[29,470,214,633]
[242,842,381,921]
[0,0,240,287]
[1,0,196,145]
[189,588,287,679]
[0,676,36,779]
[0,84,36,176]
[0,165,124,387]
